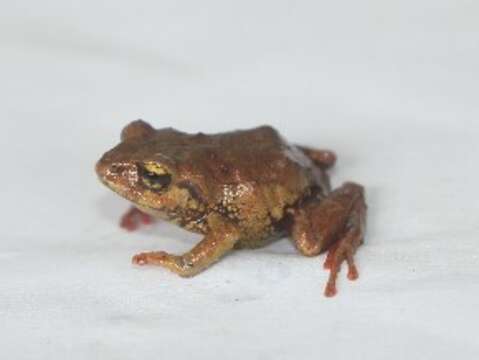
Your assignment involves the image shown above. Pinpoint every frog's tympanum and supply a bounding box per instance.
[96,121,367,296]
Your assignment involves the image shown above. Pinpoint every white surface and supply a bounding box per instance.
[1,1,479,359]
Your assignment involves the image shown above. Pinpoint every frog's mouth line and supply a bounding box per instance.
[96,175,143,204]
[98,175,178,219]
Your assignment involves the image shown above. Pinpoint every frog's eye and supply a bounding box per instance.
[142,171,171,190]
[140,162,172,190]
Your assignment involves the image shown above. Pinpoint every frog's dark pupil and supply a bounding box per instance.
[142,171,171,189]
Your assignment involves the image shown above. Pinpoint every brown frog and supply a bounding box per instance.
[96,120,367,296]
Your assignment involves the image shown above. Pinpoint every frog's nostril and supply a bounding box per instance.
[96,161,123,178]
[109,163,140,180]
[110,164,120,173]
[111,163,132,175]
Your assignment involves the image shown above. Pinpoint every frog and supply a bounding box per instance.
[95,120,367,297]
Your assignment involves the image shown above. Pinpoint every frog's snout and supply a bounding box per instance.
[96,157,139,191]
[95,159,107,179]
[95,156,118,180]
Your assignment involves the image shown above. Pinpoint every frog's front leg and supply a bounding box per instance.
[291,182,366,297]
[132,214,240,277]
[120,206,154,231]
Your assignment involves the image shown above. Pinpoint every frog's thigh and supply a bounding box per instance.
[132,214,240,277]
[297,146,337,169]
[291,182,366,296]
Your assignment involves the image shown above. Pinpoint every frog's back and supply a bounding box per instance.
[210,125,311,176]
[132,125,314,190]
[189,126,316,246]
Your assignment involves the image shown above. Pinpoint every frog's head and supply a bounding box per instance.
[96,120,207,226]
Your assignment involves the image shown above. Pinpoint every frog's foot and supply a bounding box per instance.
[132,214,240,277]
[297,146,337,169]
[291,182,366,297]
[132,251,188,273]
[120,207,153,231]
[322,216,364,297]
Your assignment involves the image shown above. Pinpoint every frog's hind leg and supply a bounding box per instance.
[120,207,154,231]
[290,182,366,297]
[132,214,240,277]
[297,146,337,170]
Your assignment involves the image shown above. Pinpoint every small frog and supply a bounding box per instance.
[96,121,367,296]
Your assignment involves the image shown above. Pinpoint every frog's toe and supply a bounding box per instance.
[132,251,168,266]
[323,231,362,297]
[120,207,153,231]
[132,253,148,265]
